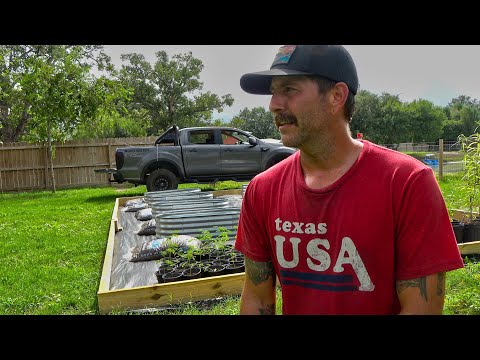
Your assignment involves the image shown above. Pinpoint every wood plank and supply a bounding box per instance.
[99,196,139,298]
[107,140,112,168]
[452,209,480,222]
[112,197,122,232]
[458,241,480,255]
[212,189,243,197]
[451,209,480,246]
[97,273,245,314]
[114,196,146,231]
[438,139,443,181]
[117,196,144,207]
[98,219,116,296]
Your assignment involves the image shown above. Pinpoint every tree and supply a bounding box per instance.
[118,51,234,134]
[228,116,246,130]
[0,45,116,143]
[449,95,479,108]
[352,91,410,145]
[446,97,480,137]
[9,45,128,192]
[230,107,279,139]
[442,118,464,142]
[351,90,382,140]
[0,46,35,143]
[379,93,414,145]
[405,99,445,143]
[73,108,151,139]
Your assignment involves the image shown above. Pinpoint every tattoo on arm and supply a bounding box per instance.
[397,277,428,301]
[436,273,445,296]
[259,304,275,315]
[245,257,276,287]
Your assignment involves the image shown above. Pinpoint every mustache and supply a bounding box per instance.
[274,113,297,126]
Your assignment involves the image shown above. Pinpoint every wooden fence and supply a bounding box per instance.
[0,137,157,192]
[1,137,465,193]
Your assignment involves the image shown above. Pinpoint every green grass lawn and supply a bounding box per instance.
[0,182,244,315]
[0,175,479,315]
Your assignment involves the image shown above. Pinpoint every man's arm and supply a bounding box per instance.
[396,272,446,315]
[239,257,277,315]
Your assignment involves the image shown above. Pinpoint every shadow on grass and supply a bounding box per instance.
[84,193,134,204]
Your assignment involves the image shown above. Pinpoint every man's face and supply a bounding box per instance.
[269,76,330,149]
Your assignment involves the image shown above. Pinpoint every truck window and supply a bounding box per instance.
[188,130,216,145]
[221,130,249,145]
[155,127,177,146]
[157,132,175,145]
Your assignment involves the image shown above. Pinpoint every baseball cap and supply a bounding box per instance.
[240,45,359,95]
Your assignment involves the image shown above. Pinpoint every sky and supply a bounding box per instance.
[102,45,480,122]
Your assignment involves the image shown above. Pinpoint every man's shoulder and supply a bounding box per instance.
[251,152,297,185]
[364,141,428,168]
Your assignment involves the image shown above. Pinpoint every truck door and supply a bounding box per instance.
[220,129,262,175]
[182,129,222,176]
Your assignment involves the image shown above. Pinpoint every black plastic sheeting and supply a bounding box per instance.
[108,194,243,291]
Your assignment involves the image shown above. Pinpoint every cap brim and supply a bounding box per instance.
[240,68,310,95]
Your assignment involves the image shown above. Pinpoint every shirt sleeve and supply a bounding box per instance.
[234,180,272,262]
[394,167,464,280]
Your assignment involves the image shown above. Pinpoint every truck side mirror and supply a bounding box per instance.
[248,137,257,146]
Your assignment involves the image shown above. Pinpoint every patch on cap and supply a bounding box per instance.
[272,45,297,66]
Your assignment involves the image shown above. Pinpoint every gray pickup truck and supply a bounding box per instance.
[96,125,297,192]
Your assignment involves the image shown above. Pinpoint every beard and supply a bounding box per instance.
[274,98,330,149]
[274,112,306,148]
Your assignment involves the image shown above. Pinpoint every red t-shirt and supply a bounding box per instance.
[235,141,464,315]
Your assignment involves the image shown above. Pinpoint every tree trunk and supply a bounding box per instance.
[0,106,30,143]
[46,120,56,193]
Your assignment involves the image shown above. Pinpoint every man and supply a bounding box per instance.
[234,45,464,315]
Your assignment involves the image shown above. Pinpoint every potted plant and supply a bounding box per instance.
[450,218,465,244]
[155,263,175,283]
[457,132,480,243]
[196,230,214,260]
[180,247,202,280]
[213,226,230,256]
[203,264,227,277]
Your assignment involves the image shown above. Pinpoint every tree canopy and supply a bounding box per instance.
[118,51,234,134]
[2,45,480,147]
[0,45,128,191]
[351,90,472,144]
[229,107,280,139]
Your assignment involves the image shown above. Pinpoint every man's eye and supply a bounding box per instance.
[271,86,295,95]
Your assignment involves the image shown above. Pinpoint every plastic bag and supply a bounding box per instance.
[124,198,148,212]
[137,219,156,236]
[135,208,153,221]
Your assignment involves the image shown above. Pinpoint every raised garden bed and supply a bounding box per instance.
[97,189,245,314]
[451,209,480,255]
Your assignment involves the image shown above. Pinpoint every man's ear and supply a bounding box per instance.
[330,82,349,113]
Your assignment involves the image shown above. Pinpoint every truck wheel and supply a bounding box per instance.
[146,169,179,192]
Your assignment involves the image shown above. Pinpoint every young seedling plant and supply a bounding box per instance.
[214,226,231,256]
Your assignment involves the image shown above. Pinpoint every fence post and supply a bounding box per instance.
[439,139,444,181]
[107,139,112,168]
[107,139,113,187]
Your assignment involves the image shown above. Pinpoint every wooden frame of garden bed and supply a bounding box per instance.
[97,189,245,314]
